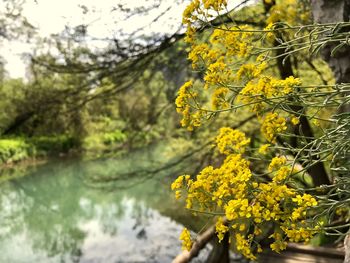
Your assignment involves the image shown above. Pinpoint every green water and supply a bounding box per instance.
[0,147,211,263]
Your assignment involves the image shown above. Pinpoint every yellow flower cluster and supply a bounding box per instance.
[202,0,227,11]
[235,233,257,260]
[210,26,253,57]
[264,22,275,42]
[212,87,230,110]
[182,0,200,25]
[188,44,210,68]
[182,0,228,44]
[172,128,320,260]
[183,153,252,210]
[175,80,206,130]
[261,112,288,143]
[273,76,301,94]
[238,76,300,112]
[171,175,186,190]
[236,63,267,81]
[215,217,229,242]
[269,232,287,252]
[175,80,193,112]
[268,156,287,172]
[281,224,320,243]
[179,228,193,251]
[204,58,232,88]
[258,144,270,155]
[171,175,190,199]
[216,127,251,154]
[273,166,291,182]
[188,44,223,69]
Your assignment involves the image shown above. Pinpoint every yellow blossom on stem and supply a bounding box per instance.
[204,57,232,88]
[235,233,256,260]
[180,228,193,251]
[269,156,287,172]
[216,127,251,154]
[291,116,300,125]
[182,0,200,25]
[258,144,270,155]
[273,166,291,182]
[171,175,185,190]
[188,44,210,68]
[175,80,207,130]
[236,63,266,81]
[269,232,287,253]
[215,217,229,242]
[264,22,275,42]
[274,76,301,94]
[175,190,182,200]
[261,112,287,143]
[203,0,227,11]
[212,87,230,110]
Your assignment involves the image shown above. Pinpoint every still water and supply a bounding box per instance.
[0,148,212,263]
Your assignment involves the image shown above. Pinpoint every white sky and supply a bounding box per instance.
[1,0,251,79]
[2,0,188,78]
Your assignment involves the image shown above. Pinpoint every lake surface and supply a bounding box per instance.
[0,147,216,263]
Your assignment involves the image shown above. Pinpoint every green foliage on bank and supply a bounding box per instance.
[0,138,33,164]
[0,131,127,165]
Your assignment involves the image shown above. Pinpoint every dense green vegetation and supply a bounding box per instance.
[0,132,127,164]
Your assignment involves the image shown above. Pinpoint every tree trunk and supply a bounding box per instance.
[311,0,350,83]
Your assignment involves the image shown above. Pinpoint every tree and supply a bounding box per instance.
[171,0,350,262]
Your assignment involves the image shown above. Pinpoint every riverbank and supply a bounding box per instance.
[0,131,127,166]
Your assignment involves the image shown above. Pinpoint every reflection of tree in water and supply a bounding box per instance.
[0,153,201,262]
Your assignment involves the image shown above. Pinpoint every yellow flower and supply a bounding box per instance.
[235,233,256,260]
[179,228,193,251]
[171,175,185,190]
[182,0,200,25]
[188,44,209,68]
[216,127,251,154]
[291,116,300,125]
[258,144,270,155]
[212,87,230,110]
[203,0,227,11]
[312,119,320,127]
[204,58,232,87]
[236,63,266,81]
[261,113,287,143]
[270,240,287,253]
[215,217,229,242]
[269,156,287,172]
[273,166,291,182]
[175,190,182,200]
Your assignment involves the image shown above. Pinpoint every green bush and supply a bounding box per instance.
[102,130,126,145]
[0,138,33,164]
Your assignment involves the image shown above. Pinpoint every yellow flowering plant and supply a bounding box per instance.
[172,0,350,260]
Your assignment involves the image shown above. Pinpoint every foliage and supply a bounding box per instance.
[0,132,127,165]
[0,138,33,164]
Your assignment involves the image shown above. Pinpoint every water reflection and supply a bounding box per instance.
[0,157,209,263]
